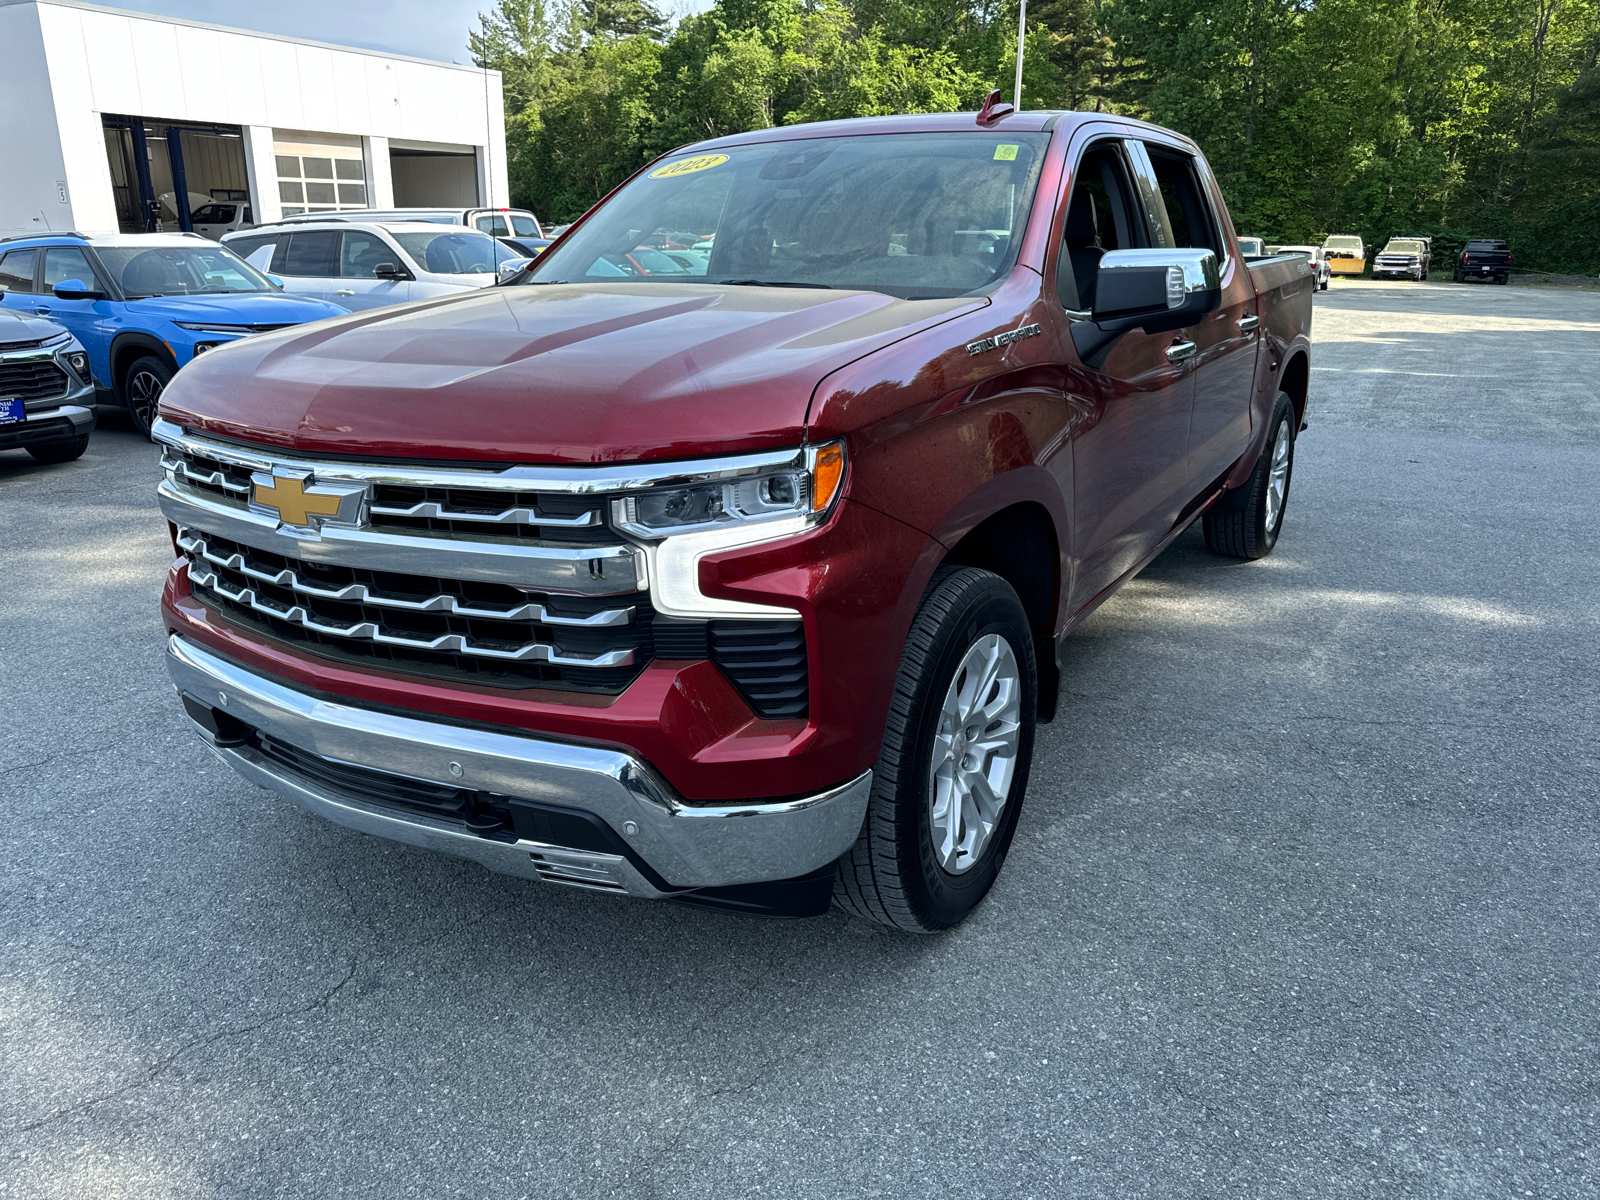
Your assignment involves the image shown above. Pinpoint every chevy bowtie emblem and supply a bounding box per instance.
[251,472,362,528]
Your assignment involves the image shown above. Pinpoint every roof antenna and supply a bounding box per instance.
[976,89,1015,126]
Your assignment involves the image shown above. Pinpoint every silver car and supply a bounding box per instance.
[222,221,527,312]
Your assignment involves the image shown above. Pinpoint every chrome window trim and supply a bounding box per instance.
[152,417,806,495]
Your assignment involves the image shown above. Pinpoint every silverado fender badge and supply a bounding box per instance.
[966,323,1042,357]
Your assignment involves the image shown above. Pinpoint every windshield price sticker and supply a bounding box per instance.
[650,154,729,179]
[966,323,1041,357]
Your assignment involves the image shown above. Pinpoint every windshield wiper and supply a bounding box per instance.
[715,279,835,289]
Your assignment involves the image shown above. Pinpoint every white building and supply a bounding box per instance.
[0,0,510,239]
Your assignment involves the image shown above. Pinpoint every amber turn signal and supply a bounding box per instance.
[810,442,845,513]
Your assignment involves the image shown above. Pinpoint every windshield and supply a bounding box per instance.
[1383,240,1427,254]
[1324,237,1363,253]
[393,230,519,275]
[527,132,1051,300]
[96,244,274,297]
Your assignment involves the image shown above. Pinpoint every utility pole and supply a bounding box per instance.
[1013,0,1027,109]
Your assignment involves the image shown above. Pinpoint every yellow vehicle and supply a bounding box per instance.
[1322,234,1366,276]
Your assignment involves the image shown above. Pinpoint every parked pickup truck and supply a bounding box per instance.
[155,109,1315,931]
[1321,234,1366,276]
[1454,239,1512,285]
[1373,238,1430,281]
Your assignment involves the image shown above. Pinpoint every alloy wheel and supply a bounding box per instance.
[128,369,164,434]
[1264,416,1292,532]
[928,633,1023,875]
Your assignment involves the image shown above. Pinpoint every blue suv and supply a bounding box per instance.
[0,233,349,439]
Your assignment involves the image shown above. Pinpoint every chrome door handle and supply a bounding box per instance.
[1238,315,1260,332]
[335,289,356,296]
[1166,340,1198,362]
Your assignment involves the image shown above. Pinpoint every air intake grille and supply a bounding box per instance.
[0,360,68,400]
[709,619,808,719]
[182,530,651,692]
[367,482,606,542]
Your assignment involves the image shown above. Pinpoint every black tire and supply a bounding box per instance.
[123,354,173,440]
[26,435,90,463]
[834,567,1037,932]
[1453,270,1464,283]
[1203,392,1296,560]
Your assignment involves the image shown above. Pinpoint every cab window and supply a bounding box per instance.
[477,215,510,237]
[0,249,38,293]
[510,214,540,237]
[1057,141,1144,313]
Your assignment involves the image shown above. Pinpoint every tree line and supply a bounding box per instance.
[472,0,1600,273]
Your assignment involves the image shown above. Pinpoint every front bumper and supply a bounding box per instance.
[166,634,871,898]
[0,401,95,451]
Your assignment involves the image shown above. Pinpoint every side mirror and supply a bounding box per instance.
[1092,249,1220,331]
[266,274,285,288]
[496,257,532,283]
[373,262,411,281]
[52,278,105,301]
[1072,249,1221,368]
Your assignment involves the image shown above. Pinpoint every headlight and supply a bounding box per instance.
[612,442,845,539]
[173,322,254,334]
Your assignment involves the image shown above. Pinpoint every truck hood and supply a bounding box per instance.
[126,292,350,324]
[159,282,984,462]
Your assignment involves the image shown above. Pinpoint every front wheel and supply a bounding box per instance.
[123,355,173,440]
[1203,392,1296,560]
[835,567,1037,932]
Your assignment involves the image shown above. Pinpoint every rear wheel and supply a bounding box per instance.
[26,434,90,464]
[834,567,1037,932]
[123,355,173,440]
[1203,392,1296,560]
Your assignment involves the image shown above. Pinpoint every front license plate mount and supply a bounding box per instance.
[0,399,24,425]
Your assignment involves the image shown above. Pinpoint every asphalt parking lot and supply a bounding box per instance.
[3,278,1597,1199]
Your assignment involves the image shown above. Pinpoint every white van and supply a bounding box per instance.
[222,220,527,311]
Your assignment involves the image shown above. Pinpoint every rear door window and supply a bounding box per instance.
[277,231,340,277]
[1142,146,1223,257]
[510,214,540,237]
[0,249,39,293]
[477,215,511,237]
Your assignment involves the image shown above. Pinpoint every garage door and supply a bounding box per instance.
[274,130,367,216]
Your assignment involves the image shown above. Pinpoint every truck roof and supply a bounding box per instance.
[687,110,1193,153]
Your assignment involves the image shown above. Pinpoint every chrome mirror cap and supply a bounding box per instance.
[1097,248,1220,307]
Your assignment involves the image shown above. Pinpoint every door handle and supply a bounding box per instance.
[335,289,356,296]
[1165,339,1198,362]
[1238,315,1260,332]
[32,306,51,315]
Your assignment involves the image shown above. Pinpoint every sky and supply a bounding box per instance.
[91,0,712,64]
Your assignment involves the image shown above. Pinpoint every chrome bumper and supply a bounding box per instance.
[165,635,870,897]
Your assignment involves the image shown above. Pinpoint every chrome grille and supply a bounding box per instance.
[181,529,652,691]
[368,483,604,541]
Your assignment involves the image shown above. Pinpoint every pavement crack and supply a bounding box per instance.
[0,741,128,775]
[12,957,359,1136]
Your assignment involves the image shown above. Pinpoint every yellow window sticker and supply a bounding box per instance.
[993,144,1019,161]
[649,154,729,179]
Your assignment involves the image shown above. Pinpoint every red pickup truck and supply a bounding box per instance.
[156,109,1313,931]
